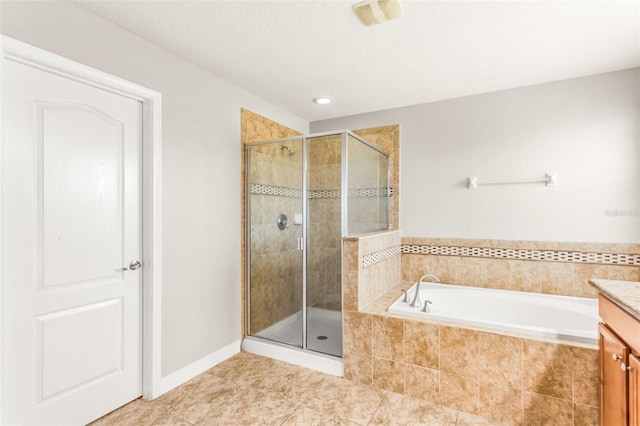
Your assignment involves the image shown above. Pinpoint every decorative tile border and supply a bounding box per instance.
[250,183,394,199]
[250,184,301,198]
[362,245,402,269]
[401,244,640,266]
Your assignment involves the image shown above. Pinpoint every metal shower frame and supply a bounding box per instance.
[244,129,390,355]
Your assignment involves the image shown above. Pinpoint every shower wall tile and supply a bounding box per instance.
[241,109,301,336]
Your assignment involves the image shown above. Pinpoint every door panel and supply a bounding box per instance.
[37,298,124,401]
[39,103,125,288]
[2,54,142,425]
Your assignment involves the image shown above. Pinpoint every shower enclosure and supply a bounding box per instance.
[245,130,389,359]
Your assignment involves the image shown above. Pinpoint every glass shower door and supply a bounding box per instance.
[305,134,343,357]
[247,139,304,348]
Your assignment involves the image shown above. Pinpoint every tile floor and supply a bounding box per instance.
[91,352,507,425]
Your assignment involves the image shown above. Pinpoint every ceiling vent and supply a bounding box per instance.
[353,0,403,26]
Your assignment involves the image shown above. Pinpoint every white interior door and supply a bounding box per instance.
[2,53,143,425]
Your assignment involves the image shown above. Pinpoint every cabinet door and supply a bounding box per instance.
[600,323,629,426]
[629,354,640,426]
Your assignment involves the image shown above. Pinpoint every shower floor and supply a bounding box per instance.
[255,307,342,357]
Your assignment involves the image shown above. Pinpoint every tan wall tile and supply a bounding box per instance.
[478,381,523,424]
[440,326,478,378]
[523,392,573,426]
[439,372,479,414]
[456,257,484,286]
[430,256,460,284]
[481,259,510,290]
[343,311,372,356]
[342,240,359,272]
[509,260,541,293]
[574,403,599,426]
[572,347,599,407]
[342,270,359,312]
[404,320,439,369]
[608,265,640,281]
[540,262,574,296]
[478,332,523,389]
[523,341,573,400]
[573,264,607,298]
[401,254,412,282]
[372,358,404,394]
[343,351,372,386]
[403,364,439,403]
[372,316,404,361]
[408,254,433,282]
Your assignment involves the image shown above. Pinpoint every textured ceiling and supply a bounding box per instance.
[73,0,640,122]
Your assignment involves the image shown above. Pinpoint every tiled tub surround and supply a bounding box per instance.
[345,290,599,425]
[339,236,632,424]
[402,238,640,299]
[342,230,402,312]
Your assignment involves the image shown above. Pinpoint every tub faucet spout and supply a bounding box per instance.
[410,273,440,308]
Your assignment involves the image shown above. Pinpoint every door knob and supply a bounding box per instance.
[122,260,142,271]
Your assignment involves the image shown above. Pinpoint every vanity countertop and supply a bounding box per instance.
[590,279,640,320]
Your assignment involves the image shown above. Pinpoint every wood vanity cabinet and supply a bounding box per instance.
[599,294,640,426]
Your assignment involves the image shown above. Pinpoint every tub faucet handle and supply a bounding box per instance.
[401,289,409,303]
[422,300,433,313]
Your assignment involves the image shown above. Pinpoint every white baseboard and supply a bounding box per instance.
[153,339,241,398]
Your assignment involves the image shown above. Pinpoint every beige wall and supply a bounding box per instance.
[313,69,640,244]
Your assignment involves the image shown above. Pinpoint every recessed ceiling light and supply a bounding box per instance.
[313,97,333,105]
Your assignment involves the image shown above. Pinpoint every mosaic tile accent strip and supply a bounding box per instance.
[401,244,640,266]
[250,184,394,199]
[362,245,402,269]
[308,189,340,199]
[250,184,302,198]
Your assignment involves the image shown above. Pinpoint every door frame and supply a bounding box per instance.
[0,35,164,417]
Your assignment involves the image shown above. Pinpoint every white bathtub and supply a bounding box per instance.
[388,282,600,344]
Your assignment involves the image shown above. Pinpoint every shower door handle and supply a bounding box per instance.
[297,237,304,251]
